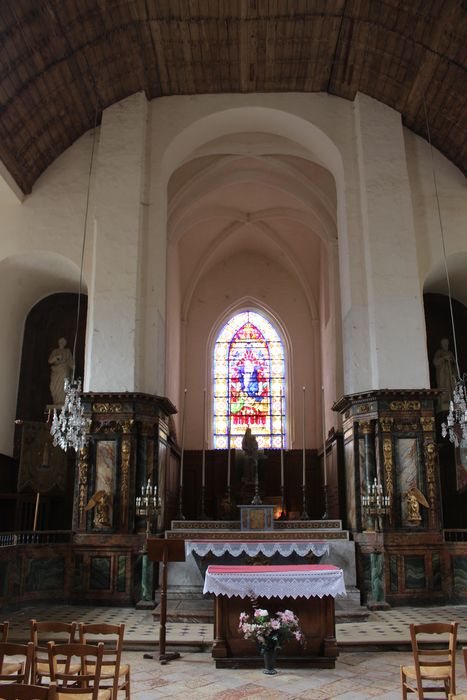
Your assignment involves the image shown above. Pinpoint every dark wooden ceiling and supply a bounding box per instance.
[1,0,466,194]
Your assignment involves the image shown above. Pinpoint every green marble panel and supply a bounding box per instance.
[73,555,83,591]
[0,561,8,596]
[432,552,442,591]
[90,556,111,591]
[390,555,398,592]
[362,553,372,600]
[117,555,126,592]
[452,556,467,595]
[26,557,65,592]
[404,555,426,590]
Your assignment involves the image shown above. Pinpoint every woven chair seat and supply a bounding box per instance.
[402,664,453,680]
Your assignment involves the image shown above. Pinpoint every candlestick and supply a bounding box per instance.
[178,388,187,520]
[202,388,206,488]
[227,407,231,487]
[179,388,187,487]
[321,386,327,487]
[280,387,284,488]
[302,386,306,486]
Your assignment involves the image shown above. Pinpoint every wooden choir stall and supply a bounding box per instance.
[204,563,346,668]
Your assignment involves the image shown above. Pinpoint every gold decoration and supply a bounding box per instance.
[390,400,421,411]
[85,489,112,528]
[420,417,435,432]
[92,403,123,413]
[359,420,373,435]
[357,404,371,414]
[424,440,438,524]
[78,445,89,526]
[380,417,394,432]
[395,420,419,432]
[120,437,130,526]
[406,487,429,524]
[382,438,394,505]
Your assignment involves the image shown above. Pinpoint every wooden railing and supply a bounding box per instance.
[0,530,72,546]
[444,529,467,542]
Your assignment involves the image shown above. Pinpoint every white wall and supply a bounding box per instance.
[0,89,465,456]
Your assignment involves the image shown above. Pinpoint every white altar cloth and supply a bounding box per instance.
[203,564,347,599]
[186,539,329,558]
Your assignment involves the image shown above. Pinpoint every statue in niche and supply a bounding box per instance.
[406,487,429,524]
[85,490,112,529]
[48,337,74,405]
[433,338,457,411]
[241,426,258,483]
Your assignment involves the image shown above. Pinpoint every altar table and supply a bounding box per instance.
[204,564,346,668]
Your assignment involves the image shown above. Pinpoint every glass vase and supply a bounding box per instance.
[262,648,277,675]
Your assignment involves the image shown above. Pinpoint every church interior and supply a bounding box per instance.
[0,0,466,690]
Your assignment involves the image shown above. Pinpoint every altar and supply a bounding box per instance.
[203,564,346,668]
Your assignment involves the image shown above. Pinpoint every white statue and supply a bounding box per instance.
[433,338,457,410]
[48,337,74,405]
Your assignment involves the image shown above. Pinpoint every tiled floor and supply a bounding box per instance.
[3,603,467,698]
[126,648,467,699]
[6,603,467,648]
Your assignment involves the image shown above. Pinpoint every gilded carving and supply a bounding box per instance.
[92,403,123,413]
[382,438,393,504]
[121,420,134,435]
[380,417,394,432]
[420,417,435,432]
[120,438,131,526]
[359,420,373,435]
[357,404,371,414]
[406,487,429,524]
[390,400,421,411]
[78,446,89,526]
[395,420,419,432]
[424,439,438,526]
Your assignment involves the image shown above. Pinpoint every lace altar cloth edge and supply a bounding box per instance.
[203,565,346,599]
[186,540,330,558]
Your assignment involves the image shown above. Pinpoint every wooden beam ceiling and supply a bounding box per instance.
[0,0,465,194]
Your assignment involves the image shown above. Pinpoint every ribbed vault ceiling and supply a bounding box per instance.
[1,0,466,194]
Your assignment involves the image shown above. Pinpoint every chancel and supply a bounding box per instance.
[0,2,466,677]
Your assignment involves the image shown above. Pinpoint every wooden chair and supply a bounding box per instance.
[0,683,57,700]
[401,622,458,699]
[30,620,79,686]
[0,622,9,643]
[0,641,34,683]
[449,647,467,700]
[47,641,110,700]
[78,624,129,700]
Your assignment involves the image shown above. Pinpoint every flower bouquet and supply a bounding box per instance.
[239,608,304,673]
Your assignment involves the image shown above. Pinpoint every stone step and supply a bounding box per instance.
[153,597,370,625]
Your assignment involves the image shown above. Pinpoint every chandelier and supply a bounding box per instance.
[51,378,88,452]
[423,95,466,446]
[442,377,467,447]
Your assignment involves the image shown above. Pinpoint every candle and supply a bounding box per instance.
[302,386,306,486]
[180,388,187,487]
[202,387,206,487]
[280,387,284,488]
[321,386,327,486]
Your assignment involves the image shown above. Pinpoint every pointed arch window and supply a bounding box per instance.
[213,311,286,449]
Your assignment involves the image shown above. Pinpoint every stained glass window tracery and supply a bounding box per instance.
[213,311,286,449]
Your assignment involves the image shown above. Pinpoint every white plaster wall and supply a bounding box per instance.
[404,129,467,289]
[354,93,430,389]
[184,251,317,449]
[86,92,149,392]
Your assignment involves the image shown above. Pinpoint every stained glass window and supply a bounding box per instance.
[213,311,286,449]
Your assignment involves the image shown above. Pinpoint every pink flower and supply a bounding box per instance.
[254,609,268,618]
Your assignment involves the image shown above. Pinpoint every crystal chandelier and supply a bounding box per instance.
[423,94,466,447]
[51,378,88,452]
[442,377,467,447]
